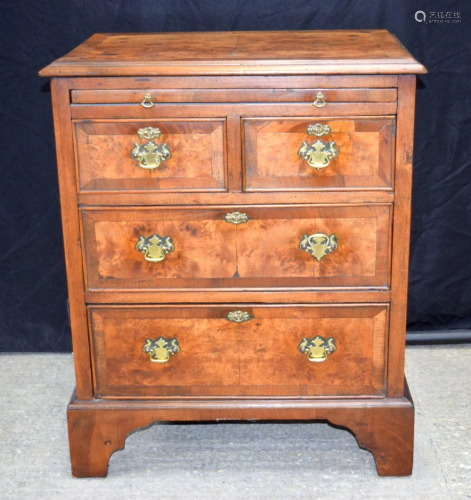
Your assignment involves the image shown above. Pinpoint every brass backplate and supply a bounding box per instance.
[299,233,338,262]
[136,234,175,263]
[143,337,180,363]
[298,336,336,362]
[298,139,339,171]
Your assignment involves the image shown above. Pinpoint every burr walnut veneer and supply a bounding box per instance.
[40,30,425,477]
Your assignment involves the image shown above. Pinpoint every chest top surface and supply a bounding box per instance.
[39,30,426,77]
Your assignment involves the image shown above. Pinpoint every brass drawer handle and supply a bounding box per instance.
[224,212,249,225]
[299,336,336,363]
[130,127,171,170]
[136,234,174,262]
[298,137,339,172]
[140,93,155,108]
[143,337,180,364]
[226,311,253,323]
[299,233,338,262]
[312,91,326,108]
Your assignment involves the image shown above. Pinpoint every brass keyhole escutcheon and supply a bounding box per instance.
[312,91,326,108]
[140,93,155,108]
[298,336,336,362]
[307,123,331,137]
[224,212,249,225]
[143,337,180,364]
[136,234,175,263]
[130,127,171,170]
[299,233,338,262]
[226,311,253,323]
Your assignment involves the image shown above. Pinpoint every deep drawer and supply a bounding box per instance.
[74,119,226,193]
[81,204,391,291]
[89,304,388,398]
[243,117,395,191]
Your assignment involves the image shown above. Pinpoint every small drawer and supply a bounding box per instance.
[74,119,226,193]
[89,304,388,398]
[81,204,391,291]
[243,117,395,191]
[71,88,397,104]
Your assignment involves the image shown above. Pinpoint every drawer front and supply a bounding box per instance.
[74,119,226,192]
[89,305,388,398]
[71,88,397,104]
[82,205,391,291]
[244,117,395,191]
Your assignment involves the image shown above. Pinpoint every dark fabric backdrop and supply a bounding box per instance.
[0,0,470,351]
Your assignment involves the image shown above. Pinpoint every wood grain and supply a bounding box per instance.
[89,304,388,398]
[244,117,395,191]
[388,76,417,397]
[41,29,423,479]
[81,205,391,291]
[84,290,391,304]
[226,115,242,192]
[51,79,93,399]
[90,307,239,396]
[39,31,426,77]
[71,88,397,104]
[77,190,395,207]
[238,305,387,394]
[70,102,397,120]
[236,205,391,287]
[67,386,414,477]
[81,208,237,290]
[68,75,399,89]
[74,119,226,192]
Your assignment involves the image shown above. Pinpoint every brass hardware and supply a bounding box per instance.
[226,311,253,323]
[312,91,326,108]
[130,128,171,170]
[298,336,336,363]
[136,234,175,263]
[140,93,155,108]
[298,138,339,172]
[137,127,161,140]
[143,337,180,364]
[299,233,338,262]
[307,123,331,137]
[224,212,249,225]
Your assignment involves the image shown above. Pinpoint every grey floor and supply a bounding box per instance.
[0,346,470,500]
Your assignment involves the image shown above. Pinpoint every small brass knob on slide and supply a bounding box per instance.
[140,93,155,108]
[312,92,326,108]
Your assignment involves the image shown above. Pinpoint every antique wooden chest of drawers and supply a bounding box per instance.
[40,30,426,477]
